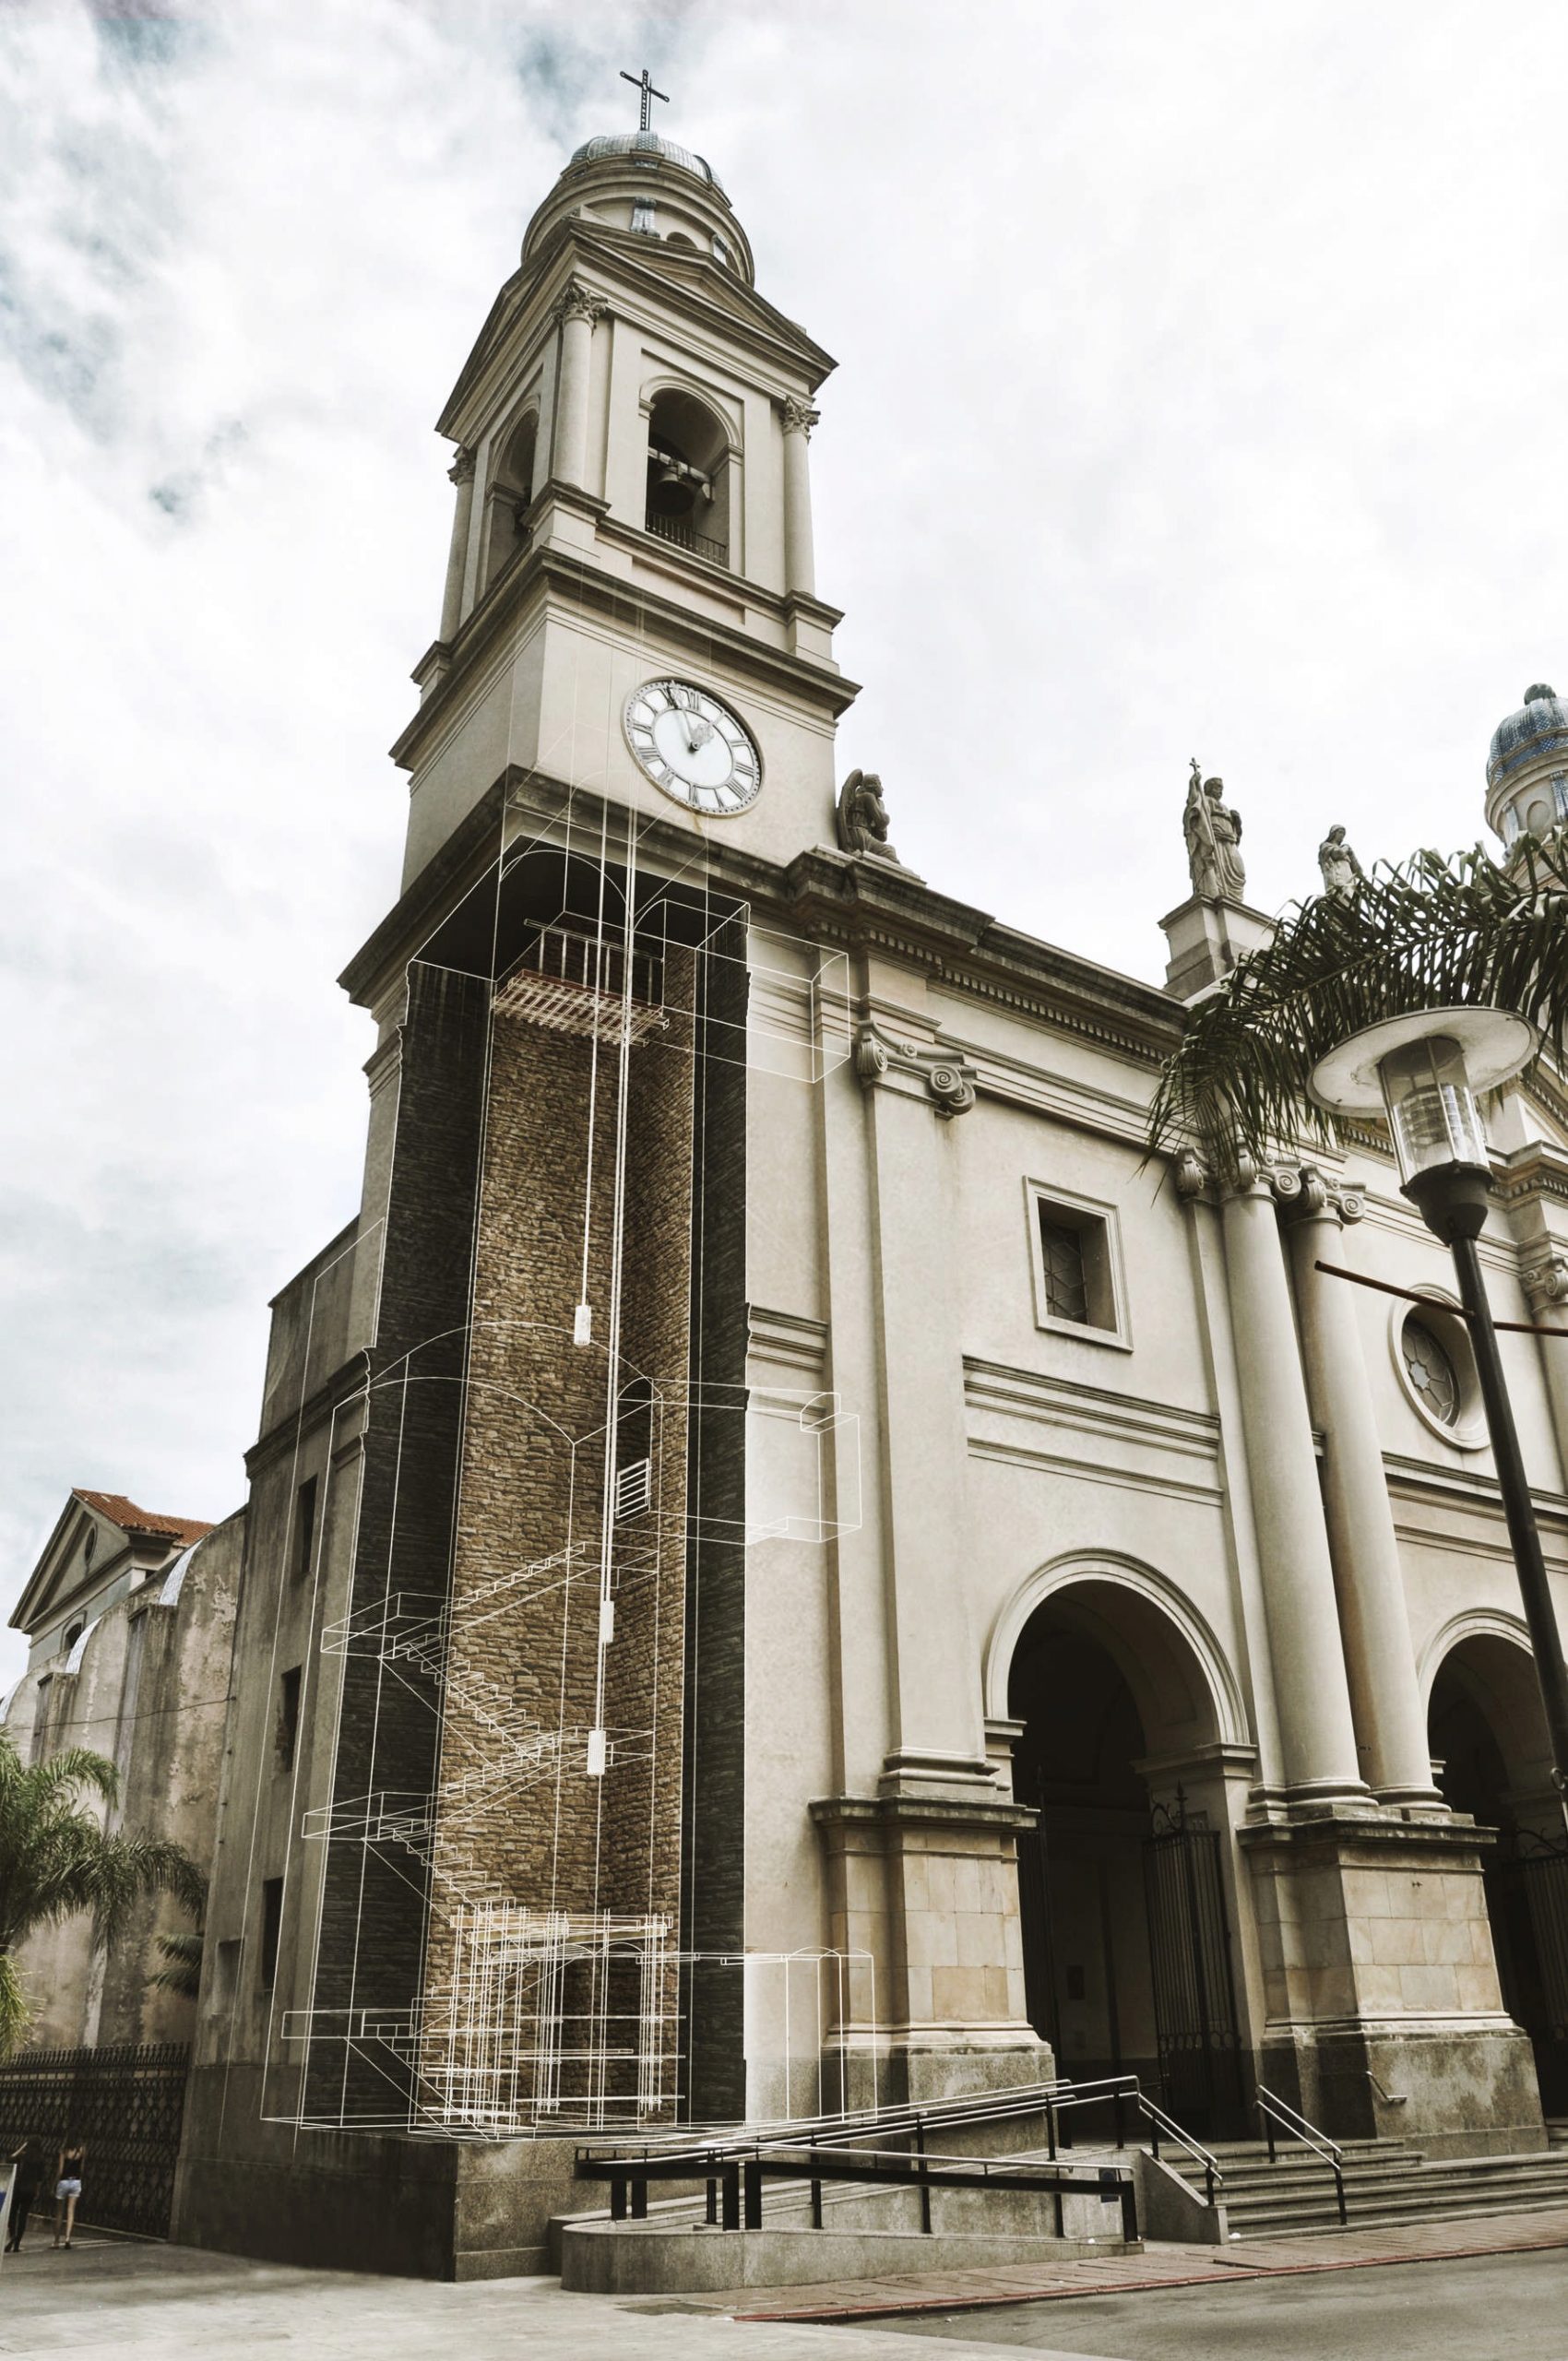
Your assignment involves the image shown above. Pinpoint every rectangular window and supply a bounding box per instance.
[210,1938,241,2012]
[1027,1180,1128,1346]
[259,1878,284,1992]
[277,1667,302,1774]
[291,1476,318,1584]
[1038,1216,1090,1323]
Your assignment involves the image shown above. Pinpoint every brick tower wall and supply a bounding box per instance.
[419,948,697,2120]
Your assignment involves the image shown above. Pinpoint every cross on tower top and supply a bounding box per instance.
[619,64,670,134]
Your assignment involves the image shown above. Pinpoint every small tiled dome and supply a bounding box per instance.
[1487,683,1568,791]
[569,132,726,196]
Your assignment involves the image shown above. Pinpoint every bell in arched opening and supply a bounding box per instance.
[648,453,697,520]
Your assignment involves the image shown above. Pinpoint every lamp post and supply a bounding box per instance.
[1310,1006,1568,1828]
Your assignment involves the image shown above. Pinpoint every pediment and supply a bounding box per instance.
[438,224,833,443]
[9,1496,128,1636]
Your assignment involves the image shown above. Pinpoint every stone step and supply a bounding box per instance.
[1241,2190,1568,2237]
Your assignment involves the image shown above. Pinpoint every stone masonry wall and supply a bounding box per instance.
[422,946,695,2119]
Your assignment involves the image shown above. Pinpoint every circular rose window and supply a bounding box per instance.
[1401,1312,1460,1426]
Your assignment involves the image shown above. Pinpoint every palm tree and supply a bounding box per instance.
[0,1732,206,2058]
[1149,825,1568,1176]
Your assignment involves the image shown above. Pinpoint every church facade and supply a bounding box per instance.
[169,125,1568,2276]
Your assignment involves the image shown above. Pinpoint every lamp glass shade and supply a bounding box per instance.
[1377,1034,1490,1185]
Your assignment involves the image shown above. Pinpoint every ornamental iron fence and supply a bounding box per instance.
[0,2042,190,2239]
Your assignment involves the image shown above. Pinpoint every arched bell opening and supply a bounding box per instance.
[1007,1576,1247,2137]
[644,387,731,566]
[1430,1630,1567,2110]
[482,409,539,593]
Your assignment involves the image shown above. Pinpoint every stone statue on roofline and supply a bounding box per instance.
[837,769,901,864]
[1317,823,1365,903]
[1183,757,1246,902]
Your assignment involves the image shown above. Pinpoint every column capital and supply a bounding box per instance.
[779,394,820,438]
[1522,1246,1568,1311]
[550,279,609,328]
[446,445,476,486]
[854,1025,976,1118]
[1277,1162,1367,1227]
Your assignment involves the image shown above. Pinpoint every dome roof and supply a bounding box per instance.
[568,131,727,197]
[1488,682,1568,789]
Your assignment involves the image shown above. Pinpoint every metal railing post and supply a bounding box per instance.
[721,2162,740,2231]
[705,2177,717,2226]
[610,2174,626,2222]
[743,2155,763,2232]
[914,2118,932,2234]
[631,2177,647,2220]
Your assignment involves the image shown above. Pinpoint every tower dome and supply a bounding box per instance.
[522,129,753,282]
[1485,682,1568,846]
[568,130,727,195]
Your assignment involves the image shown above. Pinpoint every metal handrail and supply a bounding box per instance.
[1134,2089,1226,2209]
[1256,2082,1347,2225]
[576,2066,1225,2217]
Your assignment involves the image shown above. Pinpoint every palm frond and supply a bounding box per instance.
[148,1928,204,1999]
[0,1953,30,2063]
[1149,824,1568,1176]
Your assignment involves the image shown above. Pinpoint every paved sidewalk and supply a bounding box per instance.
[712,2202,1568,2322]
[0,2234,1080,2361]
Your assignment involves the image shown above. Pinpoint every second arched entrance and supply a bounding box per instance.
[1006,1572,1248,2137]
[1430,1625,1568,2113]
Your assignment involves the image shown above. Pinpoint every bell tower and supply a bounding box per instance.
[392,111,857,885]
[282,102,862,2151]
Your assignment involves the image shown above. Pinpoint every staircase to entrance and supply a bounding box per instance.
[1163,2135,1568,2237]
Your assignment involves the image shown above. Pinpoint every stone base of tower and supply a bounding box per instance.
[1240,1810,1547,2157]
[809,1789,1054,2114]
[172,2070,582,2279]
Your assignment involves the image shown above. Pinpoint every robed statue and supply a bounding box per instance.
[1317,824,1364,904]
[837,769,901,864]
[1183,758,1246,902]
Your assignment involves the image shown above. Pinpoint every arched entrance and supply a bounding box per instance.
[1429,1626,1568,2112]
[1005,1572,1246,2137]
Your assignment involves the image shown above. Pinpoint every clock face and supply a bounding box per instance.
[623,679,762,815]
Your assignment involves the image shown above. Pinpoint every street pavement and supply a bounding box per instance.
[2,2217,1566,2361]
[856,2244,1568,2357]
[0,2235,1086,2361]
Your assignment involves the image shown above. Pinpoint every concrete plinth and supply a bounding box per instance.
[1240,1810,1546,2155]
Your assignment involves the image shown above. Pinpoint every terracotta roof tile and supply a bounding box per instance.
[72,1490,216,1547]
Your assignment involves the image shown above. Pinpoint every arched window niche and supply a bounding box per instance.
[644,387,731,568]
[481,408,539,594]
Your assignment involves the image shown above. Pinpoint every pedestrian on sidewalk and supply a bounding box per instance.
[5,2139,42,2253]
[52,2138,86,2249]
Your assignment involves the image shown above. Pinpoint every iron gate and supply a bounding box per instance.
[1141,1802,1245,2138]
[1486,1834,1568,2116]
[0,2043,190,2239]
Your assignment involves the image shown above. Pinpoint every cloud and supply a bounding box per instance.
[3,0,1566,1681]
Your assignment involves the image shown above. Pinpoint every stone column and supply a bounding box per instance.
[780,396,819,599]
[1286,1171,1440,1803]
[1522,1244,1568,1488]
[1221,1165,1366,1802]
[438,448,475,643]
[551,281,605,491]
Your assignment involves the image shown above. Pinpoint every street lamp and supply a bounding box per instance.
[1310,1006,1568,1826]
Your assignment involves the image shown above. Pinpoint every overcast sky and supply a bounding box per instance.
[3,1,1564,1685]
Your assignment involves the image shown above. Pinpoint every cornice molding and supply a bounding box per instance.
[390,528,859,777]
